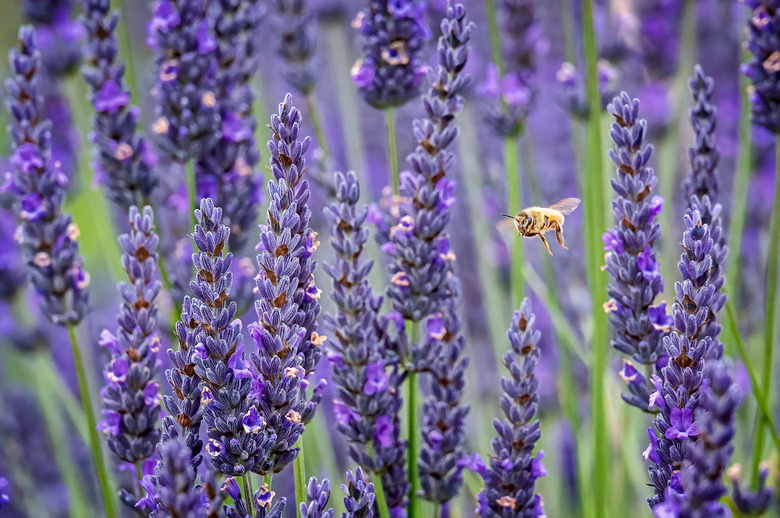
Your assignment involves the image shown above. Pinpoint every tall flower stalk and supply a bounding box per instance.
[477,298,547,518]
[4,25,115,518]
[195,0,263,253]
[379,4,473,515]
[249,95,324,510]
[324,170,406,518]
[741,0,780,484]
[351,0,428,192]
[97,206,162,471]
[81,0,157,210]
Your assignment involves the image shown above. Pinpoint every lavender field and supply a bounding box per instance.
[0,0,777,517]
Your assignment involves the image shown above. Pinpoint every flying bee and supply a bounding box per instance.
[501,197,581,256]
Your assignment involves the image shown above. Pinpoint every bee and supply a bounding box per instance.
[501,198,581,256]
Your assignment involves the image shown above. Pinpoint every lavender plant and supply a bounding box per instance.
[645,208,727,507]
[742,0,780,133]
[97,206,162,465]
[148,0,220,162]
[477,298,547,518]
[324,170,409,516]
[249,94,324,473]
[555,60,619,121]
[143,436,205,517]
[300,477,335,518]
[4,25,89,326]
[194,0,263,253]
[223,476,287,518]
[81,0,157,210]
[272,0,319,95]
[342,467,375,518]
[189,198,275,477]
[602,92,669,413]
[351,0,428,109]
[684,66,719,204]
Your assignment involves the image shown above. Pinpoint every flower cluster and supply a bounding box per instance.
[602,92,669,413]
[479,0,543,137]
[24,0,83,77]
[656,360,741,518]
[250,94,324,473]
[384,1,473,344]
[189,199,275,477]
[351,0,429,109]
[272,0,319,94]
[742,0,780,134]
[142,436,204,517]
[4,26,89,326]
[148,0,220,162]
[477,299,547,518]
[323,170,409,515]
[683,65,720,204]
[300,477,334,518]
[97,206,162,465]
[636,0,683,81]
[342,467,375,518]
[81,0,158,210]
[194,0,263,254]
[645,209,727,507]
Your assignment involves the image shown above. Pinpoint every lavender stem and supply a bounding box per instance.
[294,436,307,513]
[406,367,419,518]
[242,475,254,515]
[186,160,197,226]
[305,94,331,157]
[482,0,504,75]
[385,108,400,194]
[752,134,780,485]
[506,137,524,305]
[68,325,117,518]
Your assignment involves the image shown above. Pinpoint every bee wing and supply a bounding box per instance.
[496,218,516,234]
[547,197,581,215]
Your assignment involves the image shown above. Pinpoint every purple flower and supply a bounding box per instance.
[458,452,487,477]
[0,477,9,509]
[742,2,780,132]
[94,80,129,114]
[97,411,121,436]
[601,229,623,254]
[375,415,394,448]
[619,360,641,386]
[12,143,45,173]
[501,73,531,107]
[351,58,376,88]
[638,246,662,282]
[135,475,158,511]
[363,361,389,395]
[531,450,547,479]
[649,375,666,410]
[643,428,662,464]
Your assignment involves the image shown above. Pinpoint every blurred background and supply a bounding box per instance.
[0,0,775,516]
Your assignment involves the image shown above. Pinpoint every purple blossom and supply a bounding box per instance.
[363,361,389,395]
[742,0,780,133]
[375,415,394,448]
[643,428,662,464]
[664,408,699,441]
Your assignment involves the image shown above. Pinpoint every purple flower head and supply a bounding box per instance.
[638,246,662,282]
[352,0,429,108]
[363,361,389,395]
[375,415,394,448]
[531,450,547,479]
[458,452,488,477]
[13,143,45,174]
[619,360,641,386]
[94,80,130,114]
[649,375,666,411]
[20,192,45,221]
[501,73,531,107]
[649,195,664,219]
[602,229,624,254]
[643,428,662,464]
[98,411,121,436]
[665,407,699,440]
[743,2,780,132]
[136,475,158,511]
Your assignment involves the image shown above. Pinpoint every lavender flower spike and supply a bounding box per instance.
[351,0,429,109]
[272,0,319,94]
[684,65,719,204]
[147,437,206,518]
[384,1,474,343]
[300,477,335,518]
[148,0,220,162]
[477,298,547,518]
[194,0,263,253]
[4,25,89,326]
[190,198,275,477]
[342,467,375,518]
[658,360,741,518]
[729,463,774,516]
[250,94,324,473]
[98,206,162,464]
[323,170,409,514]
[742,0,780,133]
[81,0,157,209]
[646,209,726,508]
[603,92,669,413]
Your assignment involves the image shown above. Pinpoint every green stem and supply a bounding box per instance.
[558,0,576,64]
[294,436,307,516]
[725,302,780,450]
[68,325,117,518]
[242,475,254,515]
[726,47,755,299]
[386,108,400,194]
[366,443,392,518]
[482,0,504,75]
[305,93,331,158]
[247,475,256,510]
[186,160,197,224]
[582,2,609,517]
[751,136,780,484]
[505,137,524,305]
[31,353,90,516]
[135,462,143,485]
[116,0,140,109]
[407,369,420,518]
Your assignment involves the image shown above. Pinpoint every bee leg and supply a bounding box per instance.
[539,234,553,256]
[555,223,568,250]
